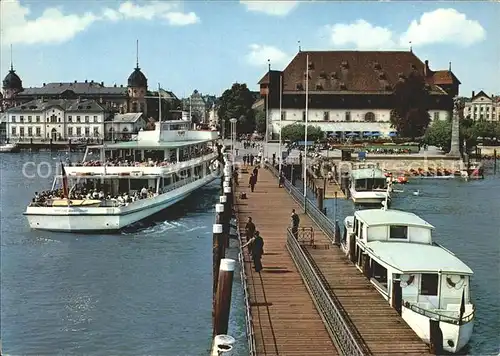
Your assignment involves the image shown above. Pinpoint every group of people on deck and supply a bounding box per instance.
[76,159,174,168]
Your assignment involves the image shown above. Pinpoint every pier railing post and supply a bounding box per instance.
[348,233,356,263]
[223,182,232,249]
[214,258,236,337]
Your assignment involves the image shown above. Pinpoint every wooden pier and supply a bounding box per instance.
[234,166,431,356]
[235,168,337,355]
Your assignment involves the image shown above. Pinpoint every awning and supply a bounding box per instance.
[328,132,337,137]
[388,132,398,137]
[363,131,372,136]
[371,132,381,137]
[346,132,358,137]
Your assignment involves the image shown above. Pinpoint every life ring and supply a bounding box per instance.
[446,275,465,289]
[400,274,415,288]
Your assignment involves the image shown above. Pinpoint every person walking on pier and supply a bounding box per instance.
[249,173,257,192]
[243,155,247,166]
[245,217,256,252]
[291,209,300,239]
[242,230,264,272]
[252,166,259,182]
[249,154,254,166]
[279,173,285,188]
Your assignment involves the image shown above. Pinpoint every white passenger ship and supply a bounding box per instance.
[341,208,474,353]
[24,120,220,232]
[349,163,390,205]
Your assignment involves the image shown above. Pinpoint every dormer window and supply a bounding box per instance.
[389,225,408,239]
[339,82,347,90]
[373,62,381,70]
[319,71,327,79]
[296,83,304,90]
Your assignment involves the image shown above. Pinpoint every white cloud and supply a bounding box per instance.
[162,12,200,26]
[0,0,200,46]
[325,8,485,50]
[327,20,398,50]
[399,8,486,47]
[1,0,97,46]
[246,44,290,67]
[240,1,298,16]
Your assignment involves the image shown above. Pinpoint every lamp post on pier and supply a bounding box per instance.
[229,118,237,159]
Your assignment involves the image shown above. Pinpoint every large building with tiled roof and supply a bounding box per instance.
[1,48,181,122]
[256,50,460,138]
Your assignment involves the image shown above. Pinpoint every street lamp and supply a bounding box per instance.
[230,118,237,159]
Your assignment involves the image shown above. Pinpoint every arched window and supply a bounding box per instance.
[365,112,376,122]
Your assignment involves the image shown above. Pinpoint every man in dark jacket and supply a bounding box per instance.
[242,230,264,272]
[249,173,257,192]
[252,166,259,182]
[245,217,256,252]
[291,208,300,239]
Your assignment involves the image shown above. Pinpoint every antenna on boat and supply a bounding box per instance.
[158,83,162,123]
[383,184,390,211]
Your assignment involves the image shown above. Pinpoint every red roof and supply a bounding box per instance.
[268,50,457,94]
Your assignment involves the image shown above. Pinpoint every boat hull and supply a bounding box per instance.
[401,305,474,353]
[0,144,19,153]
[350,190,389,205]
[24,175,216,232]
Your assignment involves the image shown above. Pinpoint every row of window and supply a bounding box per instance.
[466,106,497,111]
[11,127,100,137]
[10,115,101,123]
[279,111,442,122]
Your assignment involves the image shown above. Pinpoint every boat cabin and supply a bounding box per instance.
[351,168,388,191]
[343,209,473,322]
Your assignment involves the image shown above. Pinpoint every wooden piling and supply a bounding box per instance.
[214,258,236,336]
[212,221,223,336]
[348,232,356,263]
[391,278,403,316]
[334,220,341,245]
[429,319,443,354]
[223,185,232,248]
[317,187,324,212]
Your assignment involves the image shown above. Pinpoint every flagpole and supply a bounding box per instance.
[303,53,309,211]
[278,72,283,177]
[265,59,270,161]
[158,83,162,123]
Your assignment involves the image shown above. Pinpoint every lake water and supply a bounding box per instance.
[0,152,247,355]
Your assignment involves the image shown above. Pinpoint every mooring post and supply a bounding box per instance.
[334,220,341,245]
[494,149,497,174]
[429,319,443,354]
[210,335,236,356]
[317,187,324,213]
[348,233,356,263]
[214,258,236,337]
[212,221,223,334]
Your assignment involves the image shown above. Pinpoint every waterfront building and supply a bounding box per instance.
[182,90,217,123]
[254,50,460,138]
[1,53,181,122]
[104,113,147,141]
[463,91,499,122]
[5,99,106,141]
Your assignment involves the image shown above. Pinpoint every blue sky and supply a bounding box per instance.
[1,0,498,98]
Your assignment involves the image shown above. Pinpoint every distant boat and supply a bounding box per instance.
[413,190,420,196]
[349,164,390,205]
[0,142,19,153]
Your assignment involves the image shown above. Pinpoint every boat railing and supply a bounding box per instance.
[403,300,475,324]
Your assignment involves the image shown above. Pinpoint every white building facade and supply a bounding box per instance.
[258,50,459,139]
[104,113,147,140]
[5,99,106,141]
[463,91,499,122]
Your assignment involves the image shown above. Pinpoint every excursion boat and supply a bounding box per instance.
[341,208,474,353]
[349,163,390,205]
[24,120,221,232]
[0,142,19,153]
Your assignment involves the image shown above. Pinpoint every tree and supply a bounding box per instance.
[390,71,431,138]
[254,110,266,134]
[217,83,256,137]
[281,124,324,142]
[423,120,452,151]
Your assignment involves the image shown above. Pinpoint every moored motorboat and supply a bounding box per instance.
[349,164,390,205]
[0,142,19,152]
[24,119,222,232]
[341,208,474,353]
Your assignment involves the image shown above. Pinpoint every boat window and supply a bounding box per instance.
[372,260,388,288]
[389,225,408,239]
[420,274,438,296]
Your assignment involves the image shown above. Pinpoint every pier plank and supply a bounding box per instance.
[235,167,338,356]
